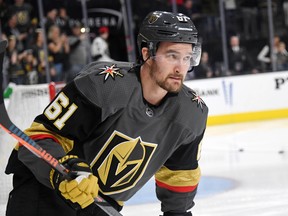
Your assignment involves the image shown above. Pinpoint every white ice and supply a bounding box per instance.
[1,118,288,216]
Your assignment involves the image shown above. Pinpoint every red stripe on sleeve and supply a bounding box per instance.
[156,179,198,193]
[18,134,60,146]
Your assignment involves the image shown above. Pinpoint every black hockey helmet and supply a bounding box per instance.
[137,11,201,66]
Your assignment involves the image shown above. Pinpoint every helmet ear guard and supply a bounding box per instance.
[147,41,156,57]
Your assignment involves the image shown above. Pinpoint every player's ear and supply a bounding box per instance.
[141,47,150,61]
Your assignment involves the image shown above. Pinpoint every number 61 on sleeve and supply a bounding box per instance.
[44,92,78,130]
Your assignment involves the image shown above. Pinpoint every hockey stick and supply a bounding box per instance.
[0,40,122,216]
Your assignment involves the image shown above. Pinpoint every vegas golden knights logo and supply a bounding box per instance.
[91,131,157,195]
[148,14,159,24]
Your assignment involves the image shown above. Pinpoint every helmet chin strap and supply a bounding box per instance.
[137,55,151,68]
[137,48,152,66]
[143,55,151,63]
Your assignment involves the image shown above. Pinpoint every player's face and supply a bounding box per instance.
[150,42,193,93]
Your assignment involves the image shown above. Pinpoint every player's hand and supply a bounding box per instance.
[50,155,99,209]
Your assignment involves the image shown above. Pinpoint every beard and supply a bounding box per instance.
[148,60,187,93]
[157,76,184,93]
[149,69,184,93]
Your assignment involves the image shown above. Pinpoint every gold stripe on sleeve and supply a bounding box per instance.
[24,122,74,153]
[155,166,201,187]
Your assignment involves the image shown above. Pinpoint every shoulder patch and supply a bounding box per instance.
[97,64,124,82]
[191,91,206,110]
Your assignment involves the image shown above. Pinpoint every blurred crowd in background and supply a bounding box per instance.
[1,0,288,88]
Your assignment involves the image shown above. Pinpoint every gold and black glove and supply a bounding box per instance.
[50,155,98,210]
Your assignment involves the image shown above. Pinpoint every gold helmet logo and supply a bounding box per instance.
[148,14,159,24]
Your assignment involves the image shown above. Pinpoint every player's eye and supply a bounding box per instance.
[165,53,178,60]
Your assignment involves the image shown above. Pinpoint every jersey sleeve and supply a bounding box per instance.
[155,129,205,214]
[34,81,102,143]
[17,80,102,188]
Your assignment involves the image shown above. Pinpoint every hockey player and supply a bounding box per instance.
[5,11,208,216]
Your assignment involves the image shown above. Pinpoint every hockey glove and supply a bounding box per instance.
[50,155,99,209]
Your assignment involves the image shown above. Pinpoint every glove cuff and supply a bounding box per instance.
[49,155,79,189]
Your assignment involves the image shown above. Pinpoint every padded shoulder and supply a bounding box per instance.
[73,61,140,118]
